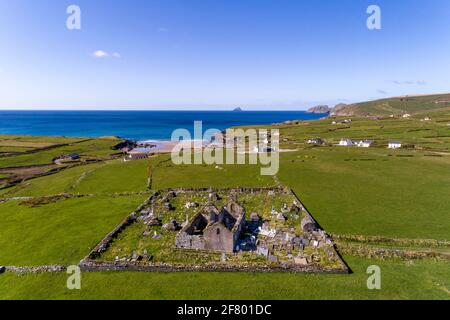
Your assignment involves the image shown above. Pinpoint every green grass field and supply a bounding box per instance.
[277,148,450,240]
[0,146,35,153]
[152,160,276,189]
[0,110,449,300]
[0,196,147,266]
[332,94,450,116]
[0,138,120,169]
[0,163,104,197]
[0,256,448,300]
[71,159,150,195]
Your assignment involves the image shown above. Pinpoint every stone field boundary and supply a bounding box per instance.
[79,187,350,274]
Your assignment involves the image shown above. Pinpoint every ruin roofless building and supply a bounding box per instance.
[176,201,246,253]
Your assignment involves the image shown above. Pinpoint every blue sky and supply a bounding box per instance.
[0,0,449,110]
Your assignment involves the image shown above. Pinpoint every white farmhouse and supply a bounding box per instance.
[339,139,354,146]
[357,140,373,148]
[307,138,324,145]
[388,141,402,149]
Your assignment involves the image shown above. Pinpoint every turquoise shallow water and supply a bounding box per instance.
[0,110,326,140]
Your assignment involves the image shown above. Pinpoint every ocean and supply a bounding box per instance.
[0,110,326,141]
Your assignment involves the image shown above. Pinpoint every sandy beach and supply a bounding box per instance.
[136,140,209,153]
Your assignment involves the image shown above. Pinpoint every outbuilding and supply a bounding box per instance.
[339,139,354,146]
[357,140,373,148]
[388,141,402,149]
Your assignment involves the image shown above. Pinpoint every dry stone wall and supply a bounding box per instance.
[80,187,349,274]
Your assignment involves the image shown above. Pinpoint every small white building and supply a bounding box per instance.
[339,139,355,146]
[251,145,278,153]
[357,140,373,148]
[307,138,324,145]
[388,141,402,149]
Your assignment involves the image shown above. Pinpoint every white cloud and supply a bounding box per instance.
[92,50,109,58]
[91,50,121,59]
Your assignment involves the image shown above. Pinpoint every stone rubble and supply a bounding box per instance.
[4,265,66,274]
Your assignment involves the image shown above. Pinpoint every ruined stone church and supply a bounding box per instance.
[175,201,246,253]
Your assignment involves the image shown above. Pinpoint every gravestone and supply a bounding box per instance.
[294,257,308,266]
[276,212,286,222]
[148,217,162,227]
[256,246,269,257]
[163,219,180,231]
[208,192,220,202]
[185,202,198,209]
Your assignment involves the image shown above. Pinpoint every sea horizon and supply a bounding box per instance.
[0,108,313,112]
[0,110,327,141]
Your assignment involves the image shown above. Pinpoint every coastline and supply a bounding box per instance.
[0,110,327,141]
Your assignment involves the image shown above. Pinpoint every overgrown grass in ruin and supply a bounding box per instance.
[99,191,232,264]
[0,195,147,266]
[0,255,448,300]
[97,190,343,269]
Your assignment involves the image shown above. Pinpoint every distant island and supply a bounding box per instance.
[307,105,331,114]
[233,107,243,112]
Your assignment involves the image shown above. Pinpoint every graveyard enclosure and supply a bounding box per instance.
[81,187,349,273]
